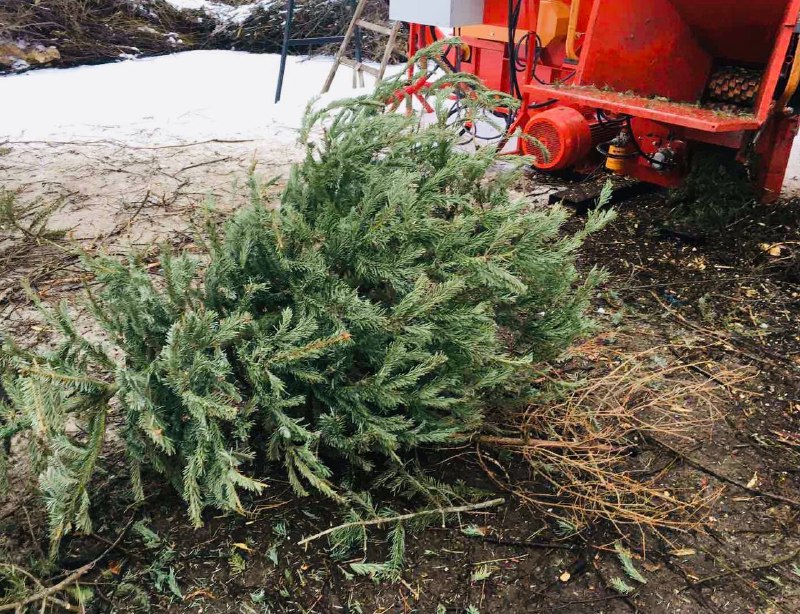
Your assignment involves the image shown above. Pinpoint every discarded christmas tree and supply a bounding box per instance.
[0,46,613,552]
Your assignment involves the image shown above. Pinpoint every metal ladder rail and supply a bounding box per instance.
[275,0,362,103]
[321,0,401,93]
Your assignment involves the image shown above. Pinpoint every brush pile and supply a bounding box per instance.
[0,0,396,73]
[0,0,211,71]
[215,0,398,58]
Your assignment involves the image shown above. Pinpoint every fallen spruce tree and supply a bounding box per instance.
[0,50,613,561]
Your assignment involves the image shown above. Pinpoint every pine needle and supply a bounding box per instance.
[609,576,635,595]
[614,542,647,584]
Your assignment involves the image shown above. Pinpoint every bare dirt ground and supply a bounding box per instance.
[2,138,297,241]
[0,138,299,331]
[1,135,800,613]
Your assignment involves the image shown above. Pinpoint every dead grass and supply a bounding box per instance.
[0,190,73,306]
[478,333,754,540]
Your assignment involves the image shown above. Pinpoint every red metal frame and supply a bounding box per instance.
[576,0,714,103]
[405,0,800,201]
[523,85,762,133]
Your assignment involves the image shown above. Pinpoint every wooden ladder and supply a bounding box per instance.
[321,0,401,93]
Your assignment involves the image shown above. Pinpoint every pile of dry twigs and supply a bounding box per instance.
[477,332,753,537]
[215,0,400,58]
[0,0,399,72]
[0,0,213,70]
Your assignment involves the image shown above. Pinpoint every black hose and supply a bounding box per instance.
[515,33,530,71]
[596,109,625,127]
[427,25,457,73]
[625,117,661,164]
[619,117,678,168]
[529,98,558,109]
[447,86,508,143]
[508,0,522,98]
[531,34,576,86]
[506,0,529,98]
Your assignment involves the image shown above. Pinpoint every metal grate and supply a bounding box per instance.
[525,119,561,168]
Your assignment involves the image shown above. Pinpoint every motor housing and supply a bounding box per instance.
[521,107,620,170]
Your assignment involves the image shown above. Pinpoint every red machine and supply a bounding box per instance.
[405,0,800,202]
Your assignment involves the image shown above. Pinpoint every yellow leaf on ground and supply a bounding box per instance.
[760,243,785,257]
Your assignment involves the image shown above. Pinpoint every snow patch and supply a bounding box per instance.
[164,0,271,26]
[11,59,30,72]
[0,50,383,145]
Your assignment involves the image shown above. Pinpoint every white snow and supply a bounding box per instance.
[0,50,382,146]
[163,0,270,26]
[784,137,800,196]
[164,0,218,7]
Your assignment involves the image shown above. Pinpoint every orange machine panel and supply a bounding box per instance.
[577,0,714,103]
[668,0,790,66]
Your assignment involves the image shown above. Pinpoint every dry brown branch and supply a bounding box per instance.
[475,435,620,453]
[1,1,399,74]
[297,497,505,546]
[689,547,800,587]
[0,0,212,70]
[0,515,136,612]
[477,335,752,535]
[652,292,799,377]
[652,437,800,509]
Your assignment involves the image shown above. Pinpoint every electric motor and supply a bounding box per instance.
[522,107,622,170]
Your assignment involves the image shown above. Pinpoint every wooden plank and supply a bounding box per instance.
[340,58,380,77]
[322,0,369,93]
[356,20,392,36]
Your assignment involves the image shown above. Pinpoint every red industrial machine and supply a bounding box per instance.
[398,0,800,202]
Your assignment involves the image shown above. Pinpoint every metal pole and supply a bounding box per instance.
[353,0,364,87]
[275,0,296,103]
[353,0,363,63]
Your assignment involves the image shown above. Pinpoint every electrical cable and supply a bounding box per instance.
[595,115,678,168]
[427,25,457,73]
[624,117,665,165]
[590,109,675,167]
[508,0,523,98]
[529,98,558,109]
